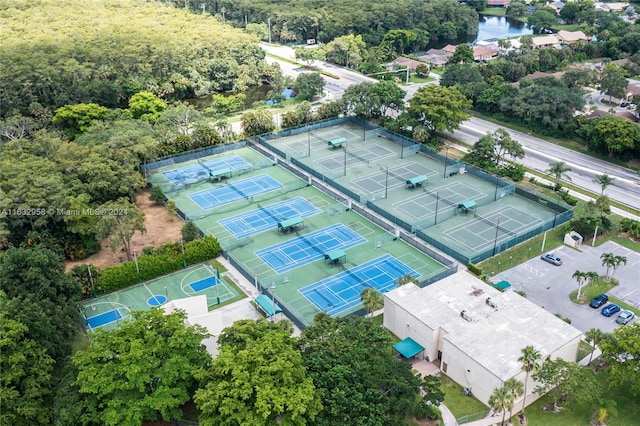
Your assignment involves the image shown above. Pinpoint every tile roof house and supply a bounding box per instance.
[556,30,590,44]
[391,56,427,71]
[487,0,511,6]
[414,49,452,66]
[595,2,630,12]
[531,35,561,48]
[473,46,499,61]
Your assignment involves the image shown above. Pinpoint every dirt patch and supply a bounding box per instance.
[65,191,183,271]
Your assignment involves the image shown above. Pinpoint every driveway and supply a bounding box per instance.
[492,241,640,333]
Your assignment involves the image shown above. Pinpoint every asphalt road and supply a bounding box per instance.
[261,44,640,211]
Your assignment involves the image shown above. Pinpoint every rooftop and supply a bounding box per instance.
[385,272,582,380]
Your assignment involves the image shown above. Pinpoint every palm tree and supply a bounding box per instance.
[599,252,626,280]
[572,270,587,300]
[489,385,515,426]
[360,288,384,317]
[611,255,627,279]
[504,378,524,422]
[585,328,605,365]
[593,173,615,195]
[518,345,541,418]
[595,195,611,218]
[600,252,615,280]
[397,274,419,286]
[594,398,618,425]
[585,271,600,287]
[545,161,572,191]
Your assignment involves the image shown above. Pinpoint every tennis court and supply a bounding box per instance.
[218,196,322,239]
[444,206,545,251]
[395,182,487,220]
[82,263,242,332]
[189,174,283,210]
[299,254,417,316]
[255,223,367,274]
[352,161,437,194]
[162,155,252,185]
[315,144,395,171]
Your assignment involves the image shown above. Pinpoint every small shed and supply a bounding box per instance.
[564,231,583,248]
[406,175,428,189]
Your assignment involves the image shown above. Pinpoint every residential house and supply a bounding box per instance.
[555,30,590,44]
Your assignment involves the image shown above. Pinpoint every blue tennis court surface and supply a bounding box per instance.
[300,254,417,316]
[162,155,251,185]
[189,174,283,210]
[255,224,366,273]
[219,196,322,238]
[189,276,221,292]
[87,309,123,329]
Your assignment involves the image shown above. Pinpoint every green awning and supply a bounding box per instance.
[393,337,424,358]
[494,280,511,292]
[255,294,283,317]
[406,175,428,187]
[459,200,477,210]
[325,249,346,262]
[278,216,303,230]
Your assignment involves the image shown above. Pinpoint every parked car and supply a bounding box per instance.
[602,303,621,317]
[540,253,562,266]
[621,101,630,107]
[616,310,635,325]
[589,294,609,308]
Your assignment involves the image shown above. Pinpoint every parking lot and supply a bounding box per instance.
[492,241,640,333]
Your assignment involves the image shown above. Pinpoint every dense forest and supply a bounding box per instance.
[0,0,266,117]
[176,0,480,46]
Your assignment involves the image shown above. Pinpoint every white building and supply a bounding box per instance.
[383,272,582,407]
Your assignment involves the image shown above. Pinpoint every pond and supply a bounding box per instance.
[473,15,533,42]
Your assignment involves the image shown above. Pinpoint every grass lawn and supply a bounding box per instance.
[577,340,594,362]
[521,369,640,425]
[478,226,566,277]
[408,74,434,84]
[440,374,487,420]
[569,279,614,304]
[480,8,507,17]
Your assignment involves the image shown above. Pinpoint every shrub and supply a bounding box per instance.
[95,236,221,294]
[468,262,483,276]
[559,189,578,206]
[167,200,177,216]
[149,185,166,204]
[620,218,640,239]
[181,221,200,242]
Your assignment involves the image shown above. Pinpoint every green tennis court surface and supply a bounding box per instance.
[82,263,242,332]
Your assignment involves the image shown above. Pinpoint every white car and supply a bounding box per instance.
[616,310,635,325]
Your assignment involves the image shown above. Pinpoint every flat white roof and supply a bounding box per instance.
[385,272,582,380]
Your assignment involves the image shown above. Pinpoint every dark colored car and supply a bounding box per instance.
[540,253,562,266]
[602,303,621,317]
[589,294,609,308]
[621,101,630,107]
[616,310,635,325]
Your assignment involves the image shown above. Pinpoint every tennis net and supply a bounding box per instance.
[380,166,406,183]
[257,203,280,222]
[342,265,371,288]
[474,213,517,236]
[423,187,458,207]
[198,159,214,175]
[346,148,370,164]
[296,231,324,255]
[309,131,326,143]
[226,181,249,199]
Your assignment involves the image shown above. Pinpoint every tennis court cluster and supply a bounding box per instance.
[258,117,573,264]
[146,144,451,327]
[82,263,240,332]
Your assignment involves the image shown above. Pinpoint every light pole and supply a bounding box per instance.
[443,144,450,178]
[385,166,389,199]
[164,286,168,303]
[133,250,141,283]
[87,264,96,298]
[492,217,501,257]
[434,190,440,225]
[343,145,347,176]
[270,283,277,323]
[180,238,187,269]
[307,125,311,157]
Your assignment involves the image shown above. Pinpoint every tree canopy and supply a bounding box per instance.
[195,319,322,426]
[0,0,264,117]
[73,309,211,426]
[299,315,421,425]
[405,85,472,138]
[600,323,640,396]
